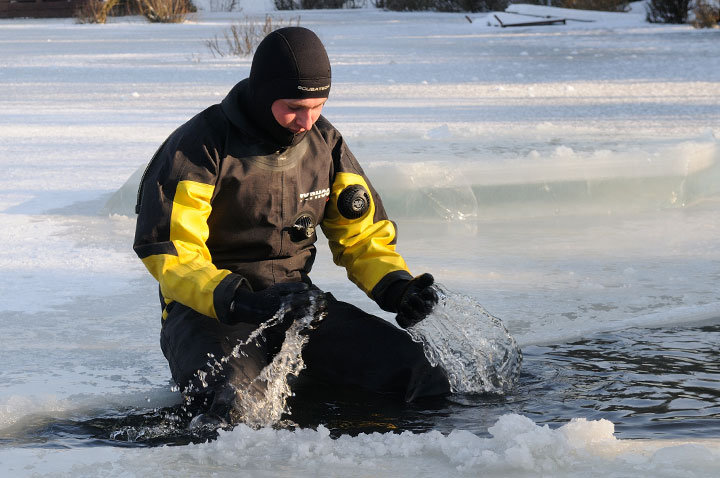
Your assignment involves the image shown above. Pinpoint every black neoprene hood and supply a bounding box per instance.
[246,27,332,147]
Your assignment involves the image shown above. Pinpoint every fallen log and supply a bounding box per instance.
[494,14,567,27]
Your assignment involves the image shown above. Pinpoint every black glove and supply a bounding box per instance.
[395,273,439,329]
[224,282,311,325]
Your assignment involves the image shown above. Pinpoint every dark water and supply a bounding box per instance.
[2,320,718,448]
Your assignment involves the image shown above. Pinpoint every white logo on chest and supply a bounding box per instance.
[300,188,330,201]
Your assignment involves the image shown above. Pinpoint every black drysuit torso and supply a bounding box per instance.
[134,80,412,322]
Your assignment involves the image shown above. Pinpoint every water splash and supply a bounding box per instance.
[234,297,326,428]
[179,294,326,430]
[407,285,522,394]
[407,165,480,221]
[108,410,187,443]
[423,184,479,221]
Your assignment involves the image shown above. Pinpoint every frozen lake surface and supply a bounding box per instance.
[1,2,719,476]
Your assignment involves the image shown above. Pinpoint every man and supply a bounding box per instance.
[133,27,449,424]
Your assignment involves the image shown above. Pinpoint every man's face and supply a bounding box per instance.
[271,97,327,134]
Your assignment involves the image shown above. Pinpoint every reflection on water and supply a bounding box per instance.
[518,321,720,439]
[1,321,717,447]
[290,321,720,439]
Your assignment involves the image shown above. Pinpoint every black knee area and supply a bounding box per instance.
[160,304,270,399]
[300,300,450,401]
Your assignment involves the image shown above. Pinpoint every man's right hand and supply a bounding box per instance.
[223,282,312,325]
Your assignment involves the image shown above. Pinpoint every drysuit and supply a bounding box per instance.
[133,27,449,409]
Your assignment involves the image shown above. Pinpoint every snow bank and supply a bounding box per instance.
[1,414,718,477]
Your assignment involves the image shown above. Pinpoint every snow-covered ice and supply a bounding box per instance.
[1,2,719,476]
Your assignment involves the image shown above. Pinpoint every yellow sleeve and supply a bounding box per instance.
[139,180,232,319]
[321,172,410,296]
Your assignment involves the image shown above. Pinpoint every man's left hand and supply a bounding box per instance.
[396,273,439,329]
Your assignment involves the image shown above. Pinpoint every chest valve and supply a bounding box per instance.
[291,213,316,241]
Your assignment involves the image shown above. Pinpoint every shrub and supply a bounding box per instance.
[436,0,509,11]
[646,0,691,23]
[275,0,365,9]
[556,0,628,12]
[205,15,302,58]
[376,0,507,11]
[692,0,720,27]
[75,0,121,23]
[375,0,433,10]
[136,0,196,23]
[512,0,627,10]
[208,0,241,11]
[113,0,144,15]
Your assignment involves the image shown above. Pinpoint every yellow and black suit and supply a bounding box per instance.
[134,81,449,403]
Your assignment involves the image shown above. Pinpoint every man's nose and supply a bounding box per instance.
[296,110,314,130]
